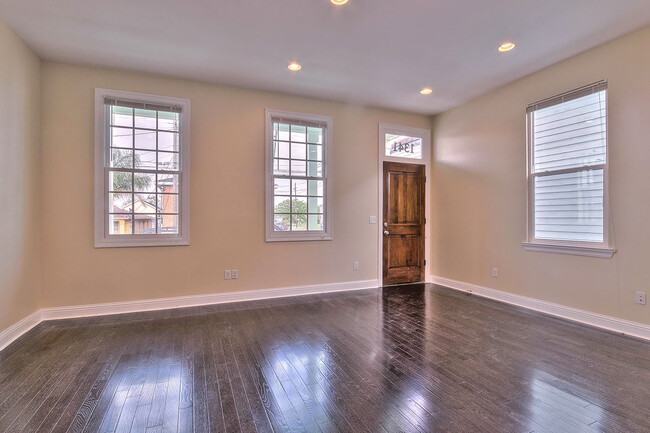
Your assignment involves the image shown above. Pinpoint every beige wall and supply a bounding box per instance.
[40,62,430,308]
[431,26,650,325]
[0,20,42,331]
[6,18,650,333]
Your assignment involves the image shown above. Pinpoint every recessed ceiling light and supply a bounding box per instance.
[420,88,433,95]
[288,62,302,71]
[498,42,516,52]
[331,0,349,5]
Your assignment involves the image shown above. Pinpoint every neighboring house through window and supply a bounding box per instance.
[94,89,190,247]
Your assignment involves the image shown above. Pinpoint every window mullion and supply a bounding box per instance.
[108,167,180,175]
[274,175,323,181]
[532,164,605,178]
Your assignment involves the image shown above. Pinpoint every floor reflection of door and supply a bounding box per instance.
[382,161,425,285]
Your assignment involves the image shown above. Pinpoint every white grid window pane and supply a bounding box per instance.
[158,112,179,131]
[135,129,156,150]
[109,214,132,234]
[111,149,134,169]
[290,160,306,176]
[274,178,290,195]
[135,109,157,129]
[158,214,179,234]
[111,106,133,127]
[105,102,182,238]
[272,120,326,233]
[308,214,323,231]
[274,214,290,231]
[273,159,290,176]
[134,173,156,192]
[111,127,132,148]
[308,144,322,161]
[134,150,156,170]
[109,171,132,192]
[158,132,179,152]
[158,174,179,193]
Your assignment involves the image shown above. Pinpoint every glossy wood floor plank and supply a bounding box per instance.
[1,283,649,432]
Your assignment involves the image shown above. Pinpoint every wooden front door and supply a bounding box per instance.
[382,161,425,285]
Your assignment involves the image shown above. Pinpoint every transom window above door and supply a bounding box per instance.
[385,133,423,159]
[265,110,333,242]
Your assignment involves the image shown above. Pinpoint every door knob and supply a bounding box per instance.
[384,222,388,227]
[384,230,390,235]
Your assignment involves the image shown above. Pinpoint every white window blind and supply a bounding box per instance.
[527,81,608,245]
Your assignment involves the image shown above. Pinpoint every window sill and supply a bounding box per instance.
[266,233,333,242]
[522,242,615,258]
[95,237,190,248]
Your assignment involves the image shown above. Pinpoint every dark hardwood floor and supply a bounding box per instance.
[1,284,649,432]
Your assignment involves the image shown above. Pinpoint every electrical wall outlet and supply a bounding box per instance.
[492,267,499,278]
[232,269,239,279]
[224,270,232,280]
[353,261,359,270]
[636,291,646,305]
[369,216,377,224]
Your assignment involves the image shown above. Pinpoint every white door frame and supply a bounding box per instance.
[377,123,431,285]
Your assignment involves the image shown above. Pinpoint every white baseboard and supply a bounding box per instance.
[430,275,650,341]
[0,311,43,351]
[40,279,379,321]
[0,279,379,351]
[7,275,647,351]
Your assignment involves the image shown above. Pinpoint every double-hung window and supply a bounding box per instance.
[265,109,333,242]
[94,89,190,247]
[524,81,614,257]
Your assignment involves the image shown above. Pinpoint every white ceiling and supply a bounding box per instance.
[2,0,650,114]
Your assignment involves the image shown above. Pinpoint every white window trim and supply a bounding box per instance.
[265,109,333,242]
[522,242,615,258]
[524,81,614,258]
[377,123,431,283]
[94,88,191,248]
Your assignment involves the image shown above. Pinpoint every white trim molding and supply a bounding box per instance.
[430,275,650,341]
[94,88,191,248]
[377,123,431,284]
[265,109,334,242]
[525,82,611,250]
[522,242,616,258]
[0,279,378,351]
[40,279,377,321]
[0,311,42,351]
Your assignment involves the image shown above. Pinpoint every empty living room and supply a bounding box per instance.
[2,0,650,432]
